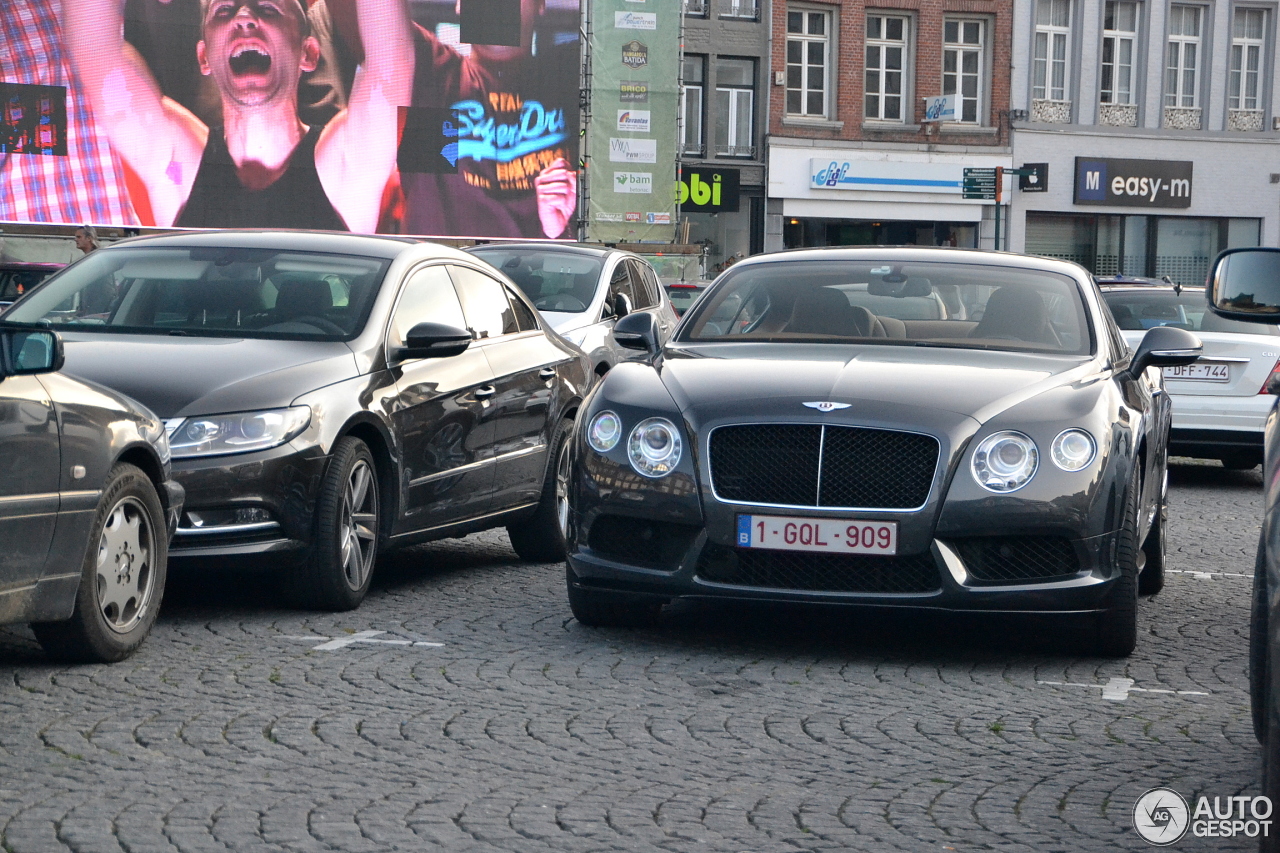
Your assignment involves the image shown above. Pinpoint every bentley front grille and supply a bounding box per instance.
[709,424,939,509]
[951,536,1082,584]
[696,544,941,593]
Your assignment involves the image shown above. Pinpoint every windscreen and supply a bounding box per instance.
[470,249,602,313]
[3,248,390,340]
[1103,289,1280,337]
[679,260,1093,355]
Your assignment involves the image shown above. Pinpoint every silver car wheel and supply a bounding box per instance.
[555,435,572,541]
[340,459,378,591]
[96,496,157,635]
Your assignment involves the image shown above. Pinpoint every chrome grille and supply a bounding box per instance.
[709,424,939,509]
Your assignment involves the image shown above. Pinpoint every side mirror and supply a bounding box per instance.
[612,292,632,319]
[1207,247,1280,323]
[1125,325,1202,380]
[395,322,471,361]
[1,327,63,378]
[613,310,660,356]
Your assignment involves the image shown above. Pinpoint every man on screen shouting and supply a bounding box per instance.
[64,0,412,232]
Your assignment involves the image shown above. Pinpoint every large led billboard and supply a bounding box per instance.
[0,0,582,239]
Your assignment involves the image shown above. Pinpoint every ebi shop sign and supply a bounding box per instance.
[1074,157,1193,208]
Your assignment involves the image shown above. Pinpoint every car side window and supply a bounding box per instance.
[388,265,467,349]
[505,285,539,332]
[627,260,659,309]
[607,262,635,315]
[449,265,518,340]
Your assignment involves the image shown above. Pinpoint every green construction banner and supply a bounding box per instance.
[586,0,679,243]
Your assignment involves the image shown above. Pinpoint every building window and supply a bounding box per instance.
[715,58,756,156]
[681,55,705,156]
[786,9,830,117]
[683,0,709,16]
[1230,8,1266,110]
[1166,5,1202,107]
[1101,1,1138,104]
[865,14,909,121]
[719,0,760,20]
[1033,0,1071,100]
[943,19,984,122]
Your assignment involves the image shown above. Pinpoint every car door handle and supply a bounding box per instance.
[539,368,556,381]
[475,385,496,398]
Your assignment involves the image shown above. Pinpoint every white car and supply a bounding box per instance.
[467,243,679,380]
[1099,277,1278,468]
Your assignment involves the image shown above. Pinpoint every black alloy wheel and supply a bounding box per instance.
[1093,467,1141,657]
[32,463,168,662]
[507,415,575,563]
[287,437,380,611]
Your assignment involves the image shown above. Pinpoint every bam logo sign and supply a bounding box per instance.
[614,171,653,194]
[1075,157,1192,208]
[677,167,741,213]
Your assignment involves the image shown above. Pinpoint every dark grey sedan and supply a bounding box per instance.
[0,324,182,662]
[567,247,1202,656]
[3,231,591,611]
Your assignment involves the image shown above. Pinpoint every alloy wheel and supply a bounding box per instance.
[555,436,571,541]
[339,459,378,591]
[96,496,157,634]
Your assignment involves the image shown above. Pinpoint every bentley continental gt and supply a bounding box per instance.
[565,247,1202,656]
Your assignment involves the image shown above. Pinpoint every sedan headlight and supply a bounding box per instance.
[971,430,1038,493]
[627,417,683,478]
[168,407,311,459]
[1051,429,1097,471]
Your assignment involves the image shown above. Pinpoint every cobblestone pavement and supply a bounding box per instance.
[0,459,1267,852]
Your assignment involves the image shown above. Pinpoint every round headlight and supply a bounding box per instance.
[971,431,1039,493]
[588,410,623,453]
[627,417,683,478]
[1051,428,1096,471]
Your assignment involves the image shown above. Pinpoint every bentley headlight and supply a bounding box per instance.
[627,417,682,477]
[971,431,1039,493]
[1051,429,1096,471]
[588,410,623,453]
[169,406,311,458]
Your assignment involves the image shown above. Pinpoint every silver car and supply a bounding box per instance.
[467,243,679,379]
[1099,277,1278,468]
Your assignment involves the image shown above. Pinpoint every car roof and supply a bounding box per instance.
[101,229,422,261]
[740,245,1087,274]
[467,242,617,258]
[0,261,65,271]
[1097,283,1205,294]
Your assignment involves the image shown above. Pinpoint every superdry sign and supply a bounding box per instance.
[1074,158,1193,208]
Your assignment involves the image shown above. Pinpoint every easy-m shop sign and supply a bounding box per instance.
[809,160,965,194]
[1074,158,1193,208]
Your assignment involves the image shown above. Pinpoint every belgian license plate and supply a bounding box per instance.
[1163,362,1230,382]
[737,514,898,555]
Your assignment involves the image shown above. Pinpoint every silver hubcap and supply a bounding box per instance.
[96,496,156,634]
[339,460,378,590]
[554,436,571,541]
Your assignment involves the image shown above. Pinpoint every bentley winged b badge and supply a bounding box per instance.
[803,402,852,412]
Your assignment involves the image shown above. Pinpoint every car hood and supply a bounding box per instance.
[58,333,359,419]
[660,343,1095,429]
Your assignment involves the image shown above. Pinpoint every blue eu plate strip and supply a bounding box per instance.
[737,515,752,546]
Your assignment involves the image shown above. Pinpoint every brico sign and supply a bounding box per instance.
[677,167,740,213]
[1074,157,1193,208]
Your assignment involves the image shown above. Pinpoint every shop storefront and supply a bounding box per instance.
[766,148,1014,251]
[675,166,762,276]
[1010,131,1276,285]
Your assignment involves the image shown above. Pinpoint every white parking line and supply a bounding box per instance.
[280,630,445,651]
[1167,569,1250,579]
[1037,677,1210,702]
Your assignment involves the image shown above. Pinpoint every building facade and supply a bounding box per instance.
[1008,0,1280,284]
[764,0,1016,251]
[680,0,772,273]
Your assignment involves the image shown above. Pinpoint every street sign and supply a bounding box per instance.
[962,167,998,200]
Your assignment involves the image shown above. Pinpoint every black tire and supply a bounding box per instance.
[1138,471,1167,596]
[32,463,168,663]
[283,437,380,611]
[566,565,662,628]
[1265,712,1280,853]
[1093,468,1141,657]
[507,416,574,563]
[1252,535,1269,743]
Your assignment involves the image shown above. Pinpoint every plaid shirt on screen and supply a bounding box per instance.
[0,0,139,226]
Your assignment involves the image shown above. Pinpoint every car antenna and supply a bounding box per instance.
[1162,274,1181,294]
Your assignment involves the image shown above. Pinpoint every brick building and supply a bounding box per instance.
[763,0,1017,250]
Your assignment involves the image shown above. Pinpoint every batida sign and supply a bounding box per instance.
[677,167,740,213]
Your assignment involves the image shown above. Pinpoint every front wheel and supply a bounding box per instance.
[1092,469,1141,657]
[32,463,168,663]
[507,416,574,563]
[1139,470,1167,595]
[285,437,380,611]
